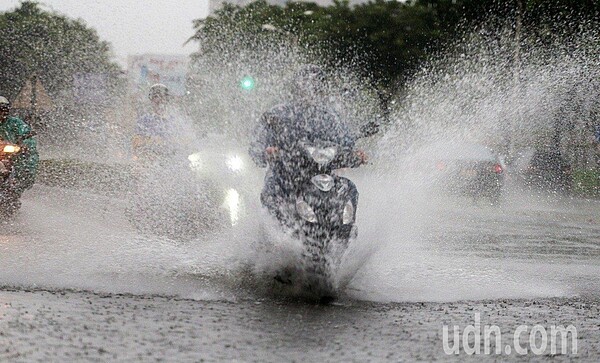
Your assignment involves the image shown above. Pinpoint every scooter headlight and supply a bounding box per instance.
[226,155,244,172]
[342,200,354,225]
[305,145,337,165]
[188,153,202,171]
[3,145,20,154]
[311,174,335,192]
[224,188,240,225]
[296,198,317,223]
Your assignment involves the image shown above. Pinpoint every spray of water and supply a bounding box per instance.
[350,20,600,302]
[1,20,599,303]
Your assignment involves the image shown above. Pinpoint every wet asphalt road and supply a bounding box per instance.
[0,289,599,362]
[0,184,599,361]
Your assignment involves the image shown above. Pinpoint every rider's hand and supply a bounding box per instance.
[17,143,28,153]
[355,149,368,165]
[265,146,278,161]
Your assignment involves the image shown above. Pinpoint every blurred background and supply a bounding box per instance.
[0,0,599,195]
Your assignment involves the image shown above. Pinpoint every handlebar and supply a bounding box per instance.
[358,121,380,139]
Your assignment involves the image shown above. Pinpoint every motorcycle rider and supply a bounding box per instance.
[249,65,368,215]
[0,96,39,206]
[132,84,176,163]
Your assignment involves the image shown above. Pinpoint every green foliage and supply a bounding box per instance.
[190,0,599,93]
[573,169,600,198]
[0,1,120,101]
[190,0,440,90]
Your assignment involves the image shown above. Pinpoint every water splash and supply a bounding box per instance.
[1,22,599,303]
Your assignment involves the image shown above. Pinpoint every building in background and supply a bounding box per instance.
[127,54,189,99]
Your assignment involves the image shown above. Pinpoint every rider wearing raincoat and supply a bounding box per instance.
[132,84,177,163]
[0,96,38,197]
[249,65,369,214]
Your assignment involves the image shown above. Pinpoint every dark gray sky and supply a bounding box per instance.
[1,0,209,66]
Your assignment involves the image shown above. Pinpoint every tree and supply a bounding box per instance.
[188,0,442,110]
[188,0,599,116]
[0,1,120,105]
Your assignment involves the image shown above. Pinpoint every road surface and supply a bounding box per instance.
[0,182,598,361]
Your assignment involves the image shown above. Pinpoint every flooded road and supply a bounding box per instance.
[0,183,599,360]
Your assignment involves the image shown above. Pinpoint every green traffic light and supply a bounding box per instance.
[240,76,255,91]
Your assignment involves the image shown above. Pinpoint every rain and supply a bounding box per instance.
[0,0,598,361]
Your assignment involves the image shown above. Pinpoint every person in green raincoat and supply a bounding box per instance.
[0,96,39,200]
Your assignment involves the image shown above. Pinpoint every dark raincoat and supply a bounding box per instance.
[249,101,361,210]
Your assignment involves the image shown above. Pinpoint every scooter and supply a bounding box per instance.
[127,136,258,240]
[262,122,378,297]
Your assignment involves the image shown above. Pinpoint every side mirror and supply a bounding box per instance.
[359,121,379,139]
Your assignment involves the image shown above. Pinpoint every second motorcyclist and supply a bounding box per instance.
[0,96,39,211]
[131,83,178,164]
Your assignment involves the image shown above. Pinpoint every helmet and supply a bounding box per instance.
[292,64,326,98]
[148,83,169,101]
[0,97,9,114]
[0,96,9,107]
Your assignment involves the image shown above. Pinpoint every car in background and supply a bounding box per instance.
[510,148,573,192]
[413,141,505,203]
